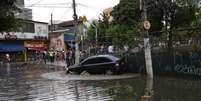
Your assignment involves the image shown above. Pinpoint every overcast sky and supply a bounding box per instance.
[25,0,119,23]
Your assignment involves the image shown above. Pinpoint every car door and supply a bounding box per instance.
[95,57,114,72]
[81,57,98,72]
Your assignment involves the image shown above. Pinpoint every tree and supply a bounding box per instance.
[0,0,20,33]
[109,0,143,48]
[87,20,97,42]
[111,0,141,26]
[87,13,110,44]
[148,0,197,49]
[97,13,110,43]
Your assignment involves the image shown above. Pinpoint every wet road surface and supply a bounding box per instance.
[1,64,201,101]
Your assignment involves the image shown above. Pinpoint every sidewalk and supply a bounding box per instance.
[0,61,67,67]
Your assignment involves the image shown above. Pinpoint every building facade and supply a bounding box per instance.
[0,20,48,63]
[15,0,33,20]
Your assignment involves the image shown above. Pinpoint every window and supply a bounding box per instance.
[22,22,34,33]
[96,57,112,63]
[82,58,96,65]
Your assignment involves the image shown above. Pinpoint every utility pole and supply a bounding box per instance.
[51,13,53,32]
[72,0,80,65]
[141,0,153,78]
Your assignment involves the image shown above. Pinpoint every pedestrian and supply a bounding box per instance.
[43,51,47,64]
[49,50,54,63]
[66,50,70,67]
[69,49,73,66]
[108,45,114,55]
[5,54,11,64]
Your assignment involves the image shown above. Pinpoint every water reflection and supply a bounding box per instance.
[6,63,10,75]
[141,78,153,101]
[1,64,201,101]
[0,64,145,101]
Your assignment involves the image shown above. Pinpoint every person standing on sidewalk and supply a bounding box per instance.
[43,51,47,64]
[69,49,74,66]
[5,54,11,64]
[66,50,70,67]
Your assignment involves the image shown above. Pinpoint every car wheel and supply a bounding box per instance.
[80,70,90,76]
[105,70,113,75]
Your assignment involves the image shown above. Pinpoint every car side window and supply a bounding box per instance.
[96,57,112,63]
[82,58,96,65]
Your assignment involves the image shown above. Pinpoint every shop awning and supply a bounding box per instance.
[0,44,24,52]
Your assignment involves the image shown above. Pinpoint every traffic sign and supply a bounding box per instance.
[144,20,151,30]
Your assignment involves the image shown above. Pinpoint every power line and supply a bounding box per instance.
[29,0,45,7]
[26,2,71,6]
[58,8,72,20]
[25,5,72,8]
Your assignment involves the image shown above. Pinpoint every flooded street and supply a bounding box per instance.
[0,64,201,101]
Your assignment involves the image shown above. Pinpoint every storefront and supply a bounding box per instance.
[0,41,25,62]
[24,41,47,62]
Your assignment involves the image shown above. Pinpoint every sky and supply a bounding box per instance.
[25,0,119,23]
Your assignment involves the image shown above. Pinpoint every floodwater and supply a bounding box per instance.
[0,64,201,101]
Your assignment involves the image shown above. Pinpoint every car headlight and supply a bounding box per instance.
[115,63,119,67]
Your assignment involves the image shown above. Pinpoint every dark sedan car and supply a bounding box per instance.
[66,55,128,75]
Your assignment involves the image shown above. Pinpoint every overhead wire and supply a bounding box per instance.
[25,6,70,8]
[58,8,72,20]
[29,0,45,7]
[26,2,71,6]
[25,2,72,8]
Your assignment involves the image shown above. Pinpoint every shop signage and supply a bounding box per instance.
[24,41,44,48]
[5,32,17,39]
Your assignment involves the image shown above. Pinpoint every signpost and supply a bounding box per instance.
[141,0,153,79]
[144,20,151,30]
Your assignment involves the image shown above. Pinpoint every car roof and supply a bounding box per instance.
[81,55,120,63]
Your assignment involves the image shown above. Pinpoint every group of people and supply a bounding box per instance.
[42,49,75,67]
[86,44,129,55]
[27,49,76,67]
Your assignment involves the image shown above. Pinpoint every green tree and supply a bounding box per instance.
[111,0,141,26]
[97,13,109,43]
[0,0,20,33]
[148,0,197,49]
[87,13,110,44]
[87,20,97,42]
[109,0,143,48]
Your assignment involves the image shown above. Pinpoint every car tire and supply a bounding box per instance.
[80,71,90,76]
[105,70,113,75]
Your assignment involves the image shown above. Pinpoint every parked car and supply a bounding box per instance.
[66,55,128,75]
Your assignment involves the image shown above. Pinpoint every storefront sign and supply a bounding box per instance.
[0,32,48,40]
[24,41,44,48]
[4,32,17,39]
[0,33,4,39]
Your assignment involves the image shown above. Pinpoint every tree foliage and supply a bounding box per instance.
[88,13,110,44]
[88,0,200,49]
[108,0,142,47]
[0,0,20,33]
[112,0,141,26]
[147,0,197,49]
